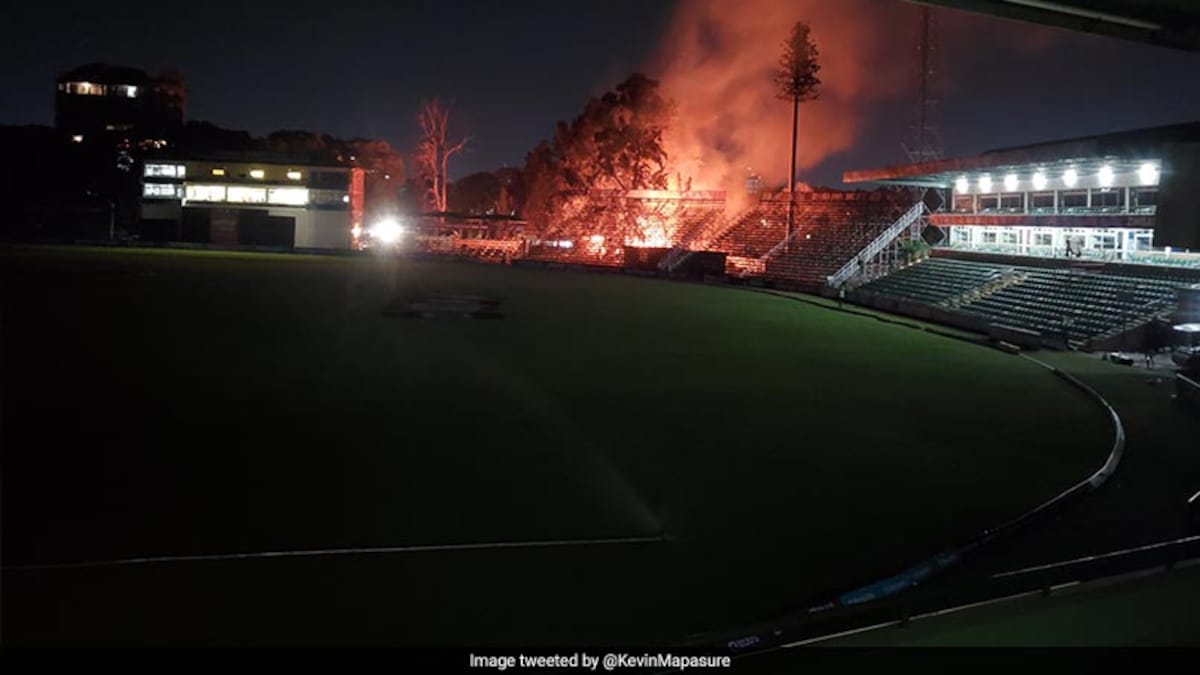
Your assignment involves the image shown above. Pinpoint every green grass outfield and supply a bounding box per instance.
[1,245,1114,646]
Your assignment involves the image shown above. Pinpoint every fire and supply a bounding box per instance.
[626,217,671,248]
[587,234,607,255]
[653,0,1062,203]
[655,0,914,200]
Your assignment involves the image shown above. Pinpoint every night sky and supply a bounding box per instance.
[3,0,1199,186]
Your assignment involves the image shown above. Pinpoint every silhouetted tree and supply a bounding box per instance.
[520,73,673,236]
[774,21,821,246]
[415,99,467,212]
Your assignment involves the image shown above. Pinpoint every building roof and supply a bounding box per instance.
[844,121,1200,187]
[147,150,351,170]
[57,63,150,86]
[910,1,1200,52]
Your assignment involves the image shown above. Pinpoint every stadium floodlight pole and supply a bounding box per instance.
[774,21,821,253]
[789,96,798,249]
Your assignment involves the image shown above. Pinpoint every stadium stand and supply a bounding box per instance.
[528,191,728,267]
[856,256,1194,347]
[708,192,908,284]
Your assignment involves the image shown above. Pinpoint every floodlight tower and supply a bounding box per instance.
[903,5,945,212]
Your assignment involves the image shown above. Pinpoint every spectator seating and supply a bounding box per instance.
[857,256,1187,344]
[708,194,906,284]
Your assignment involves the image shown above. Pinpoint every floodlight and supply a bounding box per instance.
[1032,171,1048,191]
[1138,162,1159,185]
[370,219,403,244]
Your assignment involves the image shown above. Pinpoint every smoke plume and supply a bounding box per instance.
[653,0,1062,209]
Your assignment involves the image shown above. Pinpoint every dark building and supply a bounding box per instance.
[55,63,186,141]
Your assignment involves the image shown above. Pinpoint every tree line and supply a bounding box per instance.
[426,19,820,241]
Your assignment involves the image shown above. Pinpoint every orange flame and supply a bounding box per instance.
[653,0,1062,211]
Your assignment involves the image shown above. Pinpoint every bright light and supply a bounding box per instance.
[71,134,83,143]
[624,216,672,248]
[227,186,267,204]
[212,168,226,177]
[1098,165,1114,188]
[351,226,363,238]
[249,169,265,180]
[369,219,403,244]
[1004,173,1018,192]
[1138,162,1159,185]
[589,235,605,244]
[1032,170,1048,191]
[342,194,350,203]
[954,176,969,193]
[185,184,227,202]
[286,170,302,181]
[559,240,573,249]
[1062,168,1078,187]
[978,174,993,193]
[267,187,308,206]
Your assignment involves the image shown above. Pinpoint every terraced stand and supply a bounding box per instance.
[856,256,1189,348]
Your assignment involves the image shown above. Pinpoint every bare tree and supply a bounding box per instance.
[774,21,821,247]
[416,99,468,212]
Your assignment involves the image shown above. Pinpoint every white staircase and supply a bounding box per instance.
[826,201,928,289]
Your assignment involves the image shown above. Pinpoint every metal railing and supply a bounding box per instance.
[826,201,927,289]
[757,222,810,263]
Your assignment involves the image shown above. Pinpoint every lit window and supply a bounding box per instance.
[121,85,138,98]
[286,170,302,181]
[249,169,265,180]
[144,163,185,178]
[267,187,309,206]
[142,183,181,199]
[185,185,227,202]
[67,82,105,96]
[211,168,226,177]
[227,186,268,204]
